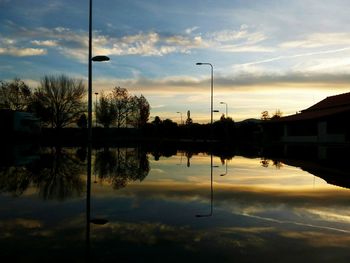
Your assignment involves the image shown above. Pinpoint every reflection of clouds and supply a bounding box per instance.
[150,155,336,189]
[90,221,252,254]
[105,182,350,207]
[304,209,350,224]
[280,231,350,248]
[242,213,350,234]
[93,182,350,234]
[0,218,42,230]
[150,168,166,174]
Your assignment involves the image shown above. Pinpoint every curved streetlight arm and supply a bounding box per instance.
[220,102,228,117]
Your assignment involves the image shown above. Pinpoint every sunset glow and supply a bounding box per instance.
[1,0,350,122]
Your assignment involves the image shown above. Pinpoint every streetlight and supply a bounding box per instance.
[220,102,228,117]
[88,0,110,142]
[94,92,98,127]
[196,62,213,124]
[87,1,109,257]
[176,111,183,125]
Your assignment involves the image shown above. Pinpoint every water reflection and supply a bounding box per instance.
[1,144,350,262]
[94,147,149,189]
[195,154,214,218]
[0,146,85,200]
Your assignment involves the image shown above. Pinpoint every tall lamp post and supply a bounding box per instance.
[88,0,110,142]
[196,63,213,124]
[176,111,183,125]
[220,101,228,117]
[87,1,109,258]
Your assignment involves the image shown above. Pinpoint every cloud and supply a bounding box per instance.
[2,21,272,63]
[237,47,350,67]
[0,33,47,57]
[206,26,266,44]
[92,70,350,99]
[31,40,58,47]
[185,26,199,34]
[280,33,350,49]
[219,44,274,53]
[0,47,47,56]
[204,25,272,53]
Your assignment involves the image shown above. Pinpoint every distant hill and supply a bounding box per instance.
[236,118,262,126]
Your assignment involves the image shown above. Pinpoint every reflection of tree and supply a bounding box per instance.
[0,147,85,200]
[31,147,85,200]
[186,152,193,167]
[0,166,32,196]
[94,147,149,189]
[260,158,283,169]
[260,158,270,167]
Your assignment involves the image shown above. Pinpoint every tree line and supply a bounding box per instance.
[0,75,150,129]
[96,87,150,128]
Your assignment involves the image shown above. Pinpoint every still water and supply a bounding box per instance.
[1,146,350,262]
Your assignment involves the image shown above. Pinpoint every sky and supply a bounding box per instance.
[1,0,350,122]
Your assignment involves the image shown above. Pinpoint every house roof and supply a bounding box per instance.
[273,92,350,122]
[302,92,350,112]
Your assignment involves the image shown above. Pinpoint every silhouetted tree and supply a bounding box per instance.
[77,113,87,128]
[271,109,283,120]
[131,94,150,128]
[220,113,225,121]
[185,110,193,125]
[112,86,132,128]
[261,111,270,120]
[0,78,32,111]
[212,116,235,140]
[152,116,162,126]
[31,75,86,129]
[96,92,117,128]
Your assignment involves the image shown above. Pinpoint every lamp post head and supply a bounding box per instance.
[196,62,203,65]
[92,55,110,62]
[220,102,225,104]
[94,92,98,95]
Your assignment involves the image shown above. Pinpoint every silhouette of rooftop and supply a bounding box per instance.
[302,92,350,112]
[274,92,350,122]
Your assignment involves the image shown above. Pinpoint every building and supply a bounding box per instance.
[0,110,41,137]
[263,92,350,144]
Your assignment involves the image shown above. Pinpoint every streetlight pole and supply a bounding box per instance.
[94,92,98,127]
[220,102,228,117]
[176,111,182,125]
[88,0,109,142]
[196,63,213,124]
[87,2,109,257]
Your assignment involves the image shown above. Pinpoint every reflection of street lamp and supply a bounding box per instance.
[220,160,228,176]
[196,62,213,124]
[196,154,214,217]
[176,151,184,165]
[94,92,98,127]
[176,111,183,125]
[220,102,228,117]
